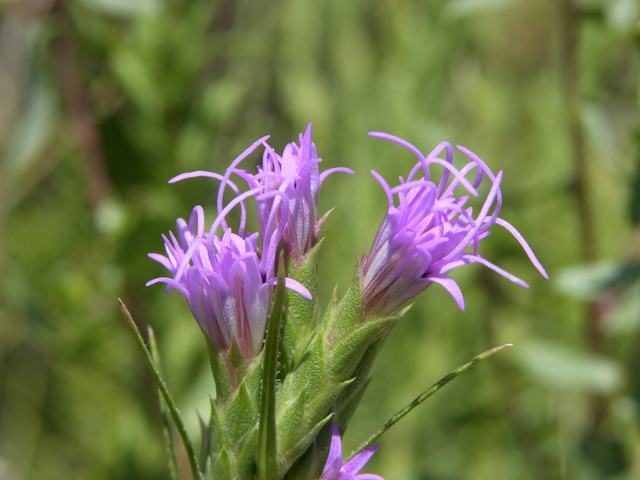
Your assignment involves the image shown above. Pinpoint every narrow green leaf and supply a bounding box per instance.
[352,344,513,456]
[118,299,203,480]
[257,258,286,480]
[148,327,180,480]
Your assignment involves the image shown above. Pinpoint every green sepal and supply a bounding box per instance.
[224,381,258,448]
[325,270,362,343]
[287,240,322,328]
[276,390,306,443]
[280,241,322,374]
[280,335,325,401]
[227,342,251,389]
[235,427,258,480]
[208,343,232,402]
[330,325,392,427]
[279,413,334,476]
[208,338,254,405]
[208,380,260,479]
[283,419,336,480]
[306,379,352,425]
[327,316,395,380]
[277,379,351,473]
[334,376,372,428]
[208,397,225,460]
[207,447,233,480]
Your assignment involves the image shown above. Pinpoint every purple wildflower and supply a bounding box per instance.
[236,123,353,260]
[173,124,352,261]
[147,191,311,359]
[319,424,383,480]
[360,133,548,316]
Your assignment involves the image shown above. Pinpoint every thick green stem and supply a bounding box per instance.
[257,266,286,480]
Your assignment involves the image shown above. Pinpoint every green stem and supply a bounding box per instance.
[352,344,513,456]
[257,260,285,480]
[118,300,203,480]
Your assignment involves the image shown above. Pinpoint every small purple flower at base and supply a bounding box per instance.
[361,133,548,317]
[147,205,310,359]
[319,424,384,480]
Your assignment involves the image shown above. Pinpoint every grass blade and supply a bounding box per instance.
[352,344,513,456]
[118,299,203,480]
[148,326,180,480]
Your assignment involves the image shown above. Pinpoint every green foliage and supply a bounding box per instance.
[1,0,640,479]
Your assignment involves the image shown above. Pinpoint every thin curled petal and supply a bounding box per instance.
[494,217,549,279]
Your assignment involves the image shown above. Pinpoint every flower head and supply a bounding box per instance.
[147,195,310,359]
[319,424,383,480]
[360,133,548,316]
[230,124,353,260]
[168,125,351,261]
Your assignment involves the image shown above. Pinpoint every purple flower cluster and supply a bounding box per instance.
[360,133,548,316]
[147,125,548,480]
[147,124,348,358]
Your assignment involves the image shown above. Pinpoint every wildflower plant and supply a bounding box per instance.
[120,124,547,480]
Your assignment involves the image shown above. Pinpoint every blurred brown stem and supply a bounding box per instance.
[560,0,606,428]
[560,0,596,263]
[49,5,112,210]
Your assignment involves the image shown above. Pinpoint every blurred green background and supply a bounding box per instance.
[1,0,640,478]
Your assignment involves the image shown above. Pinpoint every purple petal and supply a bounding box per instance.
[494,217,549,279]
[322,424,344,475]
[461,253,530,288]
[428,274,465,310]
[343,445,380,474]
